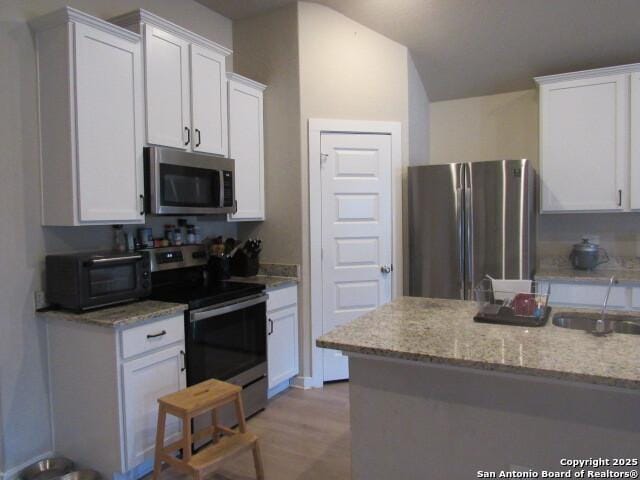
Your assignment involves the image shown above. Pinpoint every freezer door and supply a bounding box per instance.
[464,160,534,298]
[408,164,464,299]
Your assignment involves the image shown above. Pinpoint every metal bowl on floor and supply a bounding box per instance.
[18,457,74,480]
[56,470,102,480]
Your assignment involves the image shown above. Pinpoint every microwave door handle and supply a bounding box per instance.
[219,170,224,208]
[86,254,143,265]
[190,294,268,322]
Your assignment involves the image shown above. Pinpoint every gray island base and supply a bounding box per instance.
[318,297,640,479]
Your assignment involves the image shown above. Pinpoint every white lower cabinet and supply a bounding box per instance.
[46,312,186,478]
[122,344,186,468]
[266,285,299,394]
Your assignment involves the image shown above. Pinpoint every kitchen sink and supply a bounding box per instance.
[614,321,640,335]
[552,312,640,336]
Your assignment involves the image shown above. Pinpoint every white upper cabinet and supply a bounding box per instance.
[31,7,145,226]
[191,45,228,155]
[144,26,190,149]
[111,10,231,157]
[227,73,266,221]
[534,65,640,214]
[537,71,629,213]
[630,72,640,210]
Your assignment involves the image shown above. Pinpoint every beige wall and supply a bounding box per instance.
[297,1,414,378]
[430,89,539,166]
[408,54,430,166]
[233,4,302,265]
[429,89,640,259]
[234,2,425,381]
[0,0,232,471]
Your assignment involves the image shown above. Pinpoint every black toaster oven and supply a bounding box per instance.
[45,251,151,311]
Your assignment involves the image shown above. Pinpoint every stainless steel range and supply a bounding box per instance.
[146,244,267,419]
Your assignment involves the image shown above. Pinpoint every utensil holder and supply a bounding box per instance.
[209,256,231,280]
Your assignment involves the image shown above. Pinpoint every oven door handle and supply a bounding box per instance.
[86,254,143,265]
[189,293,268,322]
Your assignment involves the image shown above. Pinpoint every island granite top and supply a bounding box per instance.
[316,296,640,390]
[38,300,188,328]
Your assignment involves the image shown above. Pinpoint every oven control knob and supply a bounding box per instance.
[142,280,150,289]
[143,271,149,278]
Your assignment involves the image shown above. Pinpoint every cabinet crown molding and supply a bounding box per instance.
[110,9,232,57]
[29,6,140,43]
[227,73,267,91]
[535,62,640,85]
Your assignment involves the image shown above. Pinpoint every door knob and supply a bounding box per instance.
[380,265,392,274]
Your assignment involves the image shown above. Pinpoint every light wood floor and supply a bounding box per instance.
[158,382,351,480]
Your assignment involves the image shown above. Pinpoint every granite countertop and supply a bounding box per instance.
[535,267,640,285]
[38,300,187,328]
[230,275,298,291]
[317,296,640,389]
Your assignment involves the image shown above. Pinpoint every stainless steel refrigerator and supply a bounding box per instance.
[408,159,535,299]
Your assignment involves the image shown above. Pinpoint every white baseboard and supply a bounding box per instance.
[290,375,316,389]
[2,451,55,480]
[267,379,292,399]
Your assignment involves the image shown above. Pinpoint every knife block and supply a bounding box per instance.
[231,250,260,277]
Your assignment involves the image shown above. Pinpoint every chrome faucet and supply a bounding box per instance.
[595,276,618,334]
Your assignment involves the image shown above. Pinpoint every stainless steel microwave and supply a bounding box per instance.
[45,251,151,311]
[144,146,237,215]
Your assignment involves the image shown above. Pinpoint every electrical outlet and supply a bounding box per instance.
[34,290,48,310]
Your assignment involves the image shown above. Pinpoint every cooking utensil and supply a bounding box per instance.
[569,238,609,270]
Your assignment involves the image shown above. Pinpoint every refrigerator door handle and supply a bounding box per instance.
[464,164,474,300]
[456,184,465,300]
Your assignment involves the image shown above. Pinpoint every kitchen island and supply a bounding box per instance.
[317,297,640,479]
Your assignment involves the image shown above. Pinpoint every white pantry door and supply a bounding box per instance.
[321,133,393,382]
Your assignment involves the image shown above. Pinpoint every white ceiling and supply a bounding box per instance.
[196,0,640,101]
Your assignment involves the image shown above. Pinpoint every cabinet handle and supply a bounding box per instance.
[195,128,201,147]
[618,189,622,207]
[180,349,186,372]
[268,318,273,335]
[184,126,190,146]
[146,330,166,339]
[139,194,145,216]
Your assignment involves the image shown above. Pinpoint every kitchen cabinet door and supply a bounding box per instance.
[122,344,186,469]
[228,75,266,221]
[630,72,640,210]
[144,26,190,149]
[74,22,145,222]
[267,304,299,389]
[539,74,628,212]
[190,44,228,156]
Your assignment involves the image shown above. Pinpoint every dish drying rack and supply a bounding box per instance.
[474,277,551,327]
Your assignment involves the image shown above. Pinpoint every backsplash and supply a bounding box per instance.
[43,216,238,255]
[539,255,640,271]
[537,212,640,260]
[258,263,300,279]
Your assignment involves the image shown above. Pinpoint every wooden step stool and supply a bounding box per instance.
[152,379,264,480]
